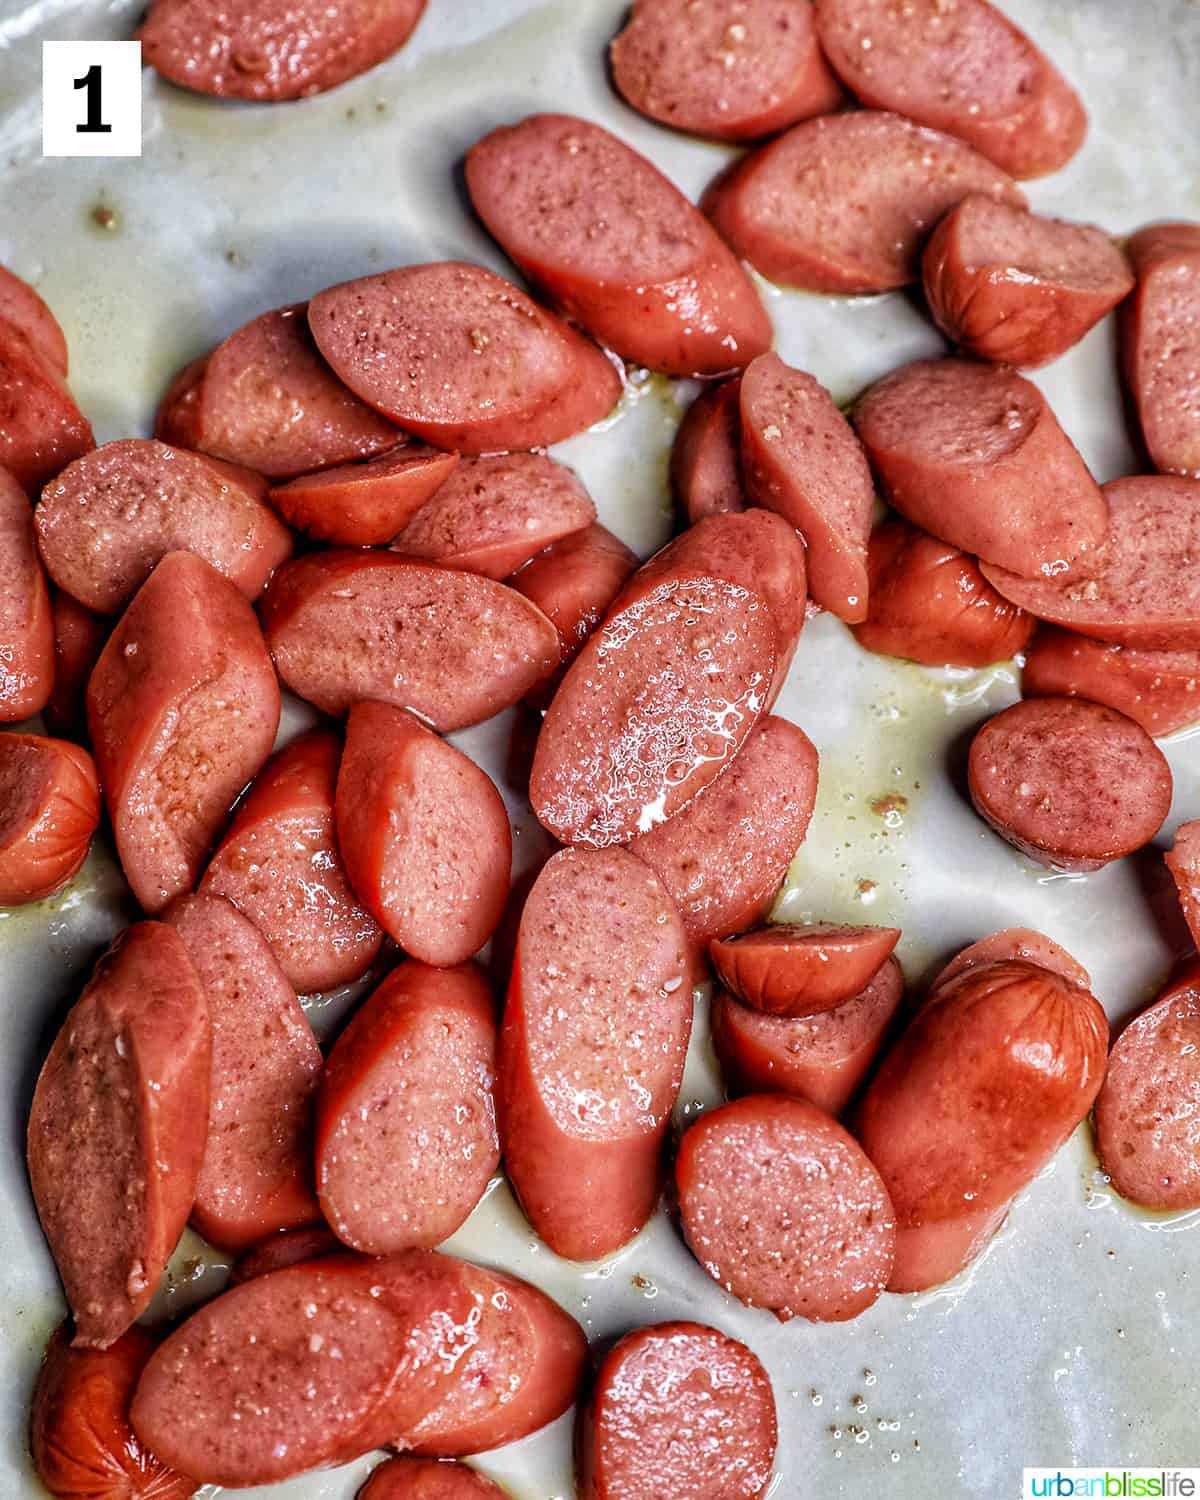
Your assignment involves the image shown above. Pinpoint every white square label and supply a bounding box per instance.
[42,40,143,157]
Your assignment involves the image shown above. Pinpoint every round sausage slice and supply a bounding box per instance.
[268,443,458,546]
[579,1321,777,1500]
[0,465,53,721]
[1023,628,1200,739]
[27,923,211,1349]
[465,114,771,377]
[670,377,745,524]
[853,358,1107,578]
[0,265,68,376]
[1165,820,1200,953]
[43,589,107,740]
[675,1094,896,1321]
[360,1459,509,1500]
[923,195,1133,368]
[0,734,100,906]
[1121,223,1200,480]
[703,111,1023,293]
[0,320,93,493]
[929,928,1090,996]
[968,697,1172,872]
[710,922,901,1016]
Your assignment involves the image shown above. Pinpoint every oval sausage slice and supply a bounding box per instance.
[853,358,1107,577]
[201,727,383,994]
[0,465,53,721]
[360,1459,509,1500]
[1165,820,1200,953]
[1023,628,1200,739]
[1121,223,1200,480]
[260,550,560,729]
[87,551,281,914]
[268,443,458,546]
[703,110,1023,293]
[670,377,745,524]
[676,1094,895,1320]
[710,921,901,1016]
[43,589,107,740]
[0,321,93,493]
[498,846,691,1260]
[466,114,771,377]
[391,452,596,579]
[579,1321,777,1500]
[968,697,1172,872]
[0,265,68,376]
[852,516,1034,668]
[0,734,100,906]
[930,928,1090,996]
[27,923,210,1349]
[336,701,510,965]
[923,195,1133,368]
[308,262,621,454]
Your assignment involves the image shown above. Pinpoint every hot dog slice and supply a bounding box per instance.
[813,0,1085,178]
[230,1224,340,1284]
[43,590,107,740]
[1023,628,1200,739]
[391,453,596,579]
[853,358,1107,577]
[968,697,1172,872]
[857,959,1108,1291]
[0,734,100,906]
[922,196,1133,368]
[703,111,1023,293]
[465,114,771,377]
[0,265,68,376]
[316,961,499,1253]
[37,439,293,614]
[360,1459,508,1500]
[0,465,53,720]
[308,262,621,453]
[712,956,904,1115]
[628,715,818,949]
[260,551,559,728]
[268,444,458,546]
[336,702,510,965]
[852,517,1034,668]
[579,1321,777,1500]
[27,923,210,1349]
[670,378,745,524]
[201,728,383,993]
[710,921,901,1016]
[139,0,427,101]
[0,321,93,492]
[1121,223,1200,479]
[930,928,1090,995]
[498,847,691,1259]
[154,354,205,449]
[740,352,872,622]
[31,1324,193,1500]
[87,552,281,914]
[676,1094,895,1320]
[1165,821,1200,952]
[1095,963,1200,1212]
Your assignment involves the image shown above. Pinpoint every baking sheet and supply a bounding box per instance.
[1,0,1199,1494]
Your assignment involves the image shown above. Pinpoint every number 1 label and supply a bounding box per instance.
[43,42,142,157]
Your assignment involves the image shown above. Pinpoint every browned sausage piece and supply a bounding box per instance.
[703,111,1024,293]
[670,377,746,524]
[981,477,1200,649]
[43,589,107,740]
[498,847,691,1259]
[1023,628,1200,739]
[813,0,1085,178]
[37,439,293,614]
[307,262,621,453]
[930,928,1090,995]
[852,517,1034,668]
[260,551,560,728]
[923,196,1133,368]
[1095,962,1200,1212]
[628,715,818,951]
[0,465,53,720]
[740,352,872,622]
[1166,820,1200,953]
[1121,223,1200,480]
[359,1459,509,1500]
[201,728,383,993]
[87,551,281,914]
[465,114,771,377]
[336,702,511,965]
[31,1323,194,1500]
[968,697,1172,872]
[712,956,904,1115]
[139,0,427,100]
[268,444,458,546]
[711,921,901,1016]
[27,923,210,1349]
[0,265,68,376]
[676,1094,895,1320]
[579,1322,777,1500]
[391,453,596,579]
[0,320,93,493]
[853,358,1107,577]
[0,734,100,906]
[231,1224,341,1284]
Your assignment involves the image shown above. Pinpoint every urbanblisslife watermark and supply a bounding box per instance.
[1024,1472,1200,1497]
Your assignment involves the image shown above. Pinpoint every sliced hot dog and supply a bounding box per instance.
[465,113,771,377]
[391,452,596,579]
[857,959,1108,1291]
[922,195,1133,368]
[712,956,904,1115]
[670,377,745,524]
[268,443,458,546]
[498,846,691,1259]
[360,1460,508,1500]
[230,1224,340,1284]
[1121,223,1200,480]
[579,1321,777,1500]
[43,590,107,740]
[1165,821,1200,953]
[1023,628,1200,739]
[0,734,100,906]
[87,551,281,914]
[710,921,901,1016]
[929,928,1090,995]
[740,352,872,622]
[0,320,93,492]
[260,550,560,728]
[27,922,211,1348]
[853,358,1107,577]
[703,110,1023,293]
[675,1093,896,1320]
[307,262,621,453]
[0,465,53,720]
[37,439,293,614]
[154,354,205,449]
[201,727,383,993]
[335,701,510,965]
[0,265,68,376]
[812,0,1085,179]
[968,697,1172,872]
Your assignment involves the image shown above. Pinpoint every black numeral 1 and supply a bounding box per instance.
[74,65,112,134]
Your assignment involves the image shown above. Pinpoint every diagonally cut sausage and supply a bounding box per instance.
[0,465,53,721]
[710,921,901,1016]
[1121,223,1200,480]
[0,733,100,906]
[268,444,458,546]
[1023,628,1200,739]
